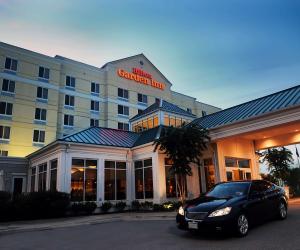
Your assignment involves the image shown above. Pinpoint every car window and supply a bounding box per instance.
[206,182,250,198]
[250,181,271,194]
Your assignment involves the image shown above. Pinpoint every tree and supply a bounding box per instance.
[153,123,210,203]
[261,147,294,183]
[287,168,300,197]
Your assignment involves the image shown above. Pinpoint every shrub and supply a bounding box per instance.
[101,202,112,213]
[153,204,163,211]
[172,201,183,210]
[131,200,141,211]
[140,201,153,211]
[0,191,12,221]
[115,201,126,212]
[162,201,175,211]
[71,202,97,215]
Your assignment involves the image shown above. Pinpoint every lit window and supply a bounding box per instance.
[118,122,129,131]
[71,159,97,201]
[66,75,76,88]
[90,119,99,127]
[138,93,147,104]
[64,114,74,126]
[134,159,153,199]
[91,100,99,111]
[30,167,36,192]
[2,79,15,93]
[0,150,8,157]
[36,87,48,100]
[33,130,45,143]
[65,95,75,106]
[0,126,10,140]
[91,82,100,94]
[0,102,13,116]
[105,161,126,200]
[50,159,58,191]
[118,105,129,116]
[5,57,18,71]
[35,108,47,121]
[38,163,47,192]
[118,88,129,99]
[38,66,50,79]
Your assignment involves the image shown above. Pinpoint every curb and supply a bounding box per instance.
[0,213,176,235]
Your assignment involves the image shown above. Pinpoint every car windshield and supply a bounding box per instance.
[206,182,250,199]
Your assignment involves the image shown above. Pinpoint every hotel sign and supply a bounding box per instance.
[117,68,165,90]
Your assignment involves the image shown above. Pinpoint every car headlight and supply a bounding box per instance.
[178,206,185,216]
[208,207,232,217]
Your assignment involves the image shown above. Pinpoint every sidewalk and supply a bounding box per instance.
[289,197,300,204]
[0,212,176,235]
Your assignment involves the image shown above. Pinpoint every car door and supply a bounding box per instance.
[247,181,269,224]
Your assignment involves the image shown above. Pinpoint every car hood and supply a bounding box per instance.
[186,196,235,213]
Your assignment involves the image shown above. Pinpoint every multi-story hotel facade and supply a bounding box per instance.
[1,42,300,204]
[0,42,219,158]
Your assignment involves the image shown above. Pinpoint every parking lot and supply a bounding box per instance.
[0,203,299,250]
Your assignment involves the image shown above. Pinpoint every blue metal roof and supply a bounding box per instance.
[59,126,163,148]
[130,100,196,122]
[191,85,300,129]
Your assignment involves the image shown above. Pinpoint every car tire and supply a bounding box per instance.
[236,214,249,237]
[278,201,287,220]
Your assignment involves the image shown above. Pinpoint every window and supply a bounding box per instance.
[118,88,129,99]
[90,119,99,127]
[187,108,192,113]
[165,158,187,198]
[105,161,127,200]
[65,95,75,107]
[202,111,207,117]
[36,87,48,100]
[71,159,97,201]
[30,167,36,192]
[138,109,143,115]
[38,66,50,79]
[226,171,233,181]
[0,150,8,156]
[250,181,271,194]
[64,114,74,126]
[0,126,10,140]
[5,57,18,71]
[35,108,47,121]
[118,122,129,131]
[91,100,99,111]
[33,130,45,143]
[138,93,147,104]
[38,163,47,192]
[91,82,100,94]
[134,158,153,199]
[118,105,129,116]
[155,98,160,104]
[50,159,58,191]
[2,79,15,93]
[0,102,13,115]
[66,75,75,88]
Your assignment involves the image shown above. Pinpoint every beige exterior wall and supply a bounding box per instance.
[0,42,220,157]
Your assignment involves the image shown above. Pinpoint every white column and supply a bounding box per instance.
[98,158,105,203]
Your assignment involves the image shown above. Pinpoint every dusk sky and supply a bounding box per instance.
[1,0,300,108]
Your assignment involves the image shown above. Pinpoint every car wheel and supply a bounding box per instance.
[236,214,249,237]
[278,201,287,220]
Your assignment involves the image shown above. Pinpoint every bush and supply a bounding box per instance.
[71,202,97,215]
[153,203,163,211]
[162,201,175,211]
[140,201,153,211]
[0,191,70,221]
[101,202,112,213]
[115,201,126,212]
[131,200,141,211]
[0,191,12,221]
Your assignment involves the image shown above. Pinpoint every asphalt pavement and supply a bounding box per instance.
[0,204,299,250]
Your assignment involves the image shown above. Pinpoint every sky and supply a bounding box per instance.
[0,0,300,109]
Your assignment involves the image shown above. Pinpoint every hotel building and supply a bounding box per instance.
[1,42,300,204]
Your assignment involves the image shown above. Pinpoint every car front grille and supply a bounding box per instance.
[185,211,208,221]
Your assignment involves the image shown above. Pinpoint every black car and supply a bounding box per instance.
[176,180,288,237]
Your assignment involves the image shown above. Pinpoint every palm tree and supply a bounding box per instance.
[153,123,210,203]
